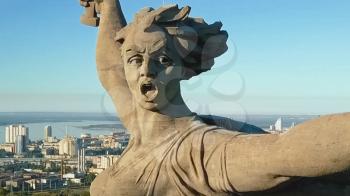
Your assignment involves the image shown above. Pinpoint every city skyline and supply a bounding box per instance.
[1,0,349,115]
[0,121,129,194]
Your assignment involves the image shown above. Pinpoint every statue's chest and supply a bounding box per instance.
[93,151,176,196]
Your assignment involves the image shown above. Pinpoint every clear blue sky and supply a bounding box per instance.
[0,0,349,115]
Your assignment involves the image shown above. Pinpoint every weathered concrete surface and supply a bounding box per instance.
[79,1,350,195]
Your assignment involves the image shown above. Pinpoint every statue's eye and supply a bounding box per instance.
[128,56,143,66]
[158,56,172,66]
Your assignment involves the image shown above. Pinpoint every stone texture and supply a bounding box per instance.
[79,1,350,195]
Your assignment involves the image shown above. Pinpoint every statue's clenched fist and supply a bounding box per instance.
[80,0,100,27]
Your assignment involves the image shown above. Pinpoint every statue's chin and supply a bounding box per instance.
[138,101,159,111]
[137,99,174,112]
[135,93,174,112]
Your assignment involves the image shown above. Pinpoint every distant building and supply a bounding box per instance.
[89,168,104,174]
[102,136,118,148]
[44,126,52,141]
[275,118,283,131]
[59,137,77,157]
[62,173,76,179]
[81,133,91,138]
[77,148,86,173]
[290,122,296,129]
[70,178,83,184]
[268,118,296,133]
[15,135,25,155]
[5,178,25,190]
[42,147,59,157]
[42,137,60,157]
[47,136,59,143]
[117,134,130,149]
[26,144,38,151]
[43,141,60,149]
[99,155,120,169]
[5,125,29,144]
[0,143,15,153]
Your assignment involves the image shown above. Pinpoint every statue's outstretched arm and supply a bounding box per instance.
[80,0,135,128]
[205,113,350,192]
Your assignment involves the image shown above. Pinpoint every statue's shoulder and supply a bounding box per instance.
[198,115,267,134]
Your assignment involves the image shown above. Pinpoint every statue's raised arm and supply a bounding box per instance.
[80,0,135,129]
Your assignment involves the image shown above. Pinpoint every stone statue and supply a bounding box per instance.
[79,0,350,195]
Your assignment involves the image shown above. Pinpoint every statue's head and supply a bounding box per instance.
[115,5,228,111]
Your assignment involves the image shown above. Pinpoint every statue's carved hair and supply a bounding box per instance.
[115,5,228,79]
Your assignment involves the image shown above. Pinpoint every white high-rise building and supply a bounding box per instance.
[44,125,52,141]
[5,125,29,144]
[275,118,283,131]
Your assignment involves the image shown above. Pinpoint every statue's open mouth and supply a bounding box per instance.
[140,81,158,101]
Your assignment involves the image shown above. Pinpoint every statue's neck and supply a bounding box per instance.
[132,95,194,146]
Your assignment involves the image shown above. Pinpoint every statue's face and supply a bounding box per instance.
[122,27,184,111]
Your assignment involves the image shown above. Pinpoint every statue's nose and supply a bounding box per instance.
[140,59,157,78]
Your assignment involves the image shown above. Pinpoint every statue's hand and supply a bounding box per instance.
[86,0,117,11]
[80,0,121,27]
[80,0,100,27]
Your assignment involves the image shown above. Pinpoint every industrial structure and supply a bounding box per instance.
[58,136,78,157]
